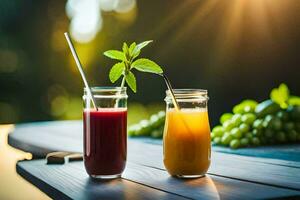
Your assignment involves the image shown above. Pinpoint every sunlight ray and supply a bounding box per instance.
[148,1,195,39]
[171,0,219,42]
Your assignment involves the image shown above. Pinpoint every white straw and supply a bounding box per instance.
[64,32,98,111]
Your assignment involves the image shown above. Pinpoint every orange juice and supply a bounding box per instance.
[163,108,211,177]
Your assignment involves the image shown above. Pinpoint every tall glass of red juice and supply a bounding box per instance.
[83,87,127,179]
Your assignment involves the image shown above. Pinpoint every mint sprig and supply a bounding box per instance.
[270,83,300,107]
[104,40,163,92]
[270,83,289,108]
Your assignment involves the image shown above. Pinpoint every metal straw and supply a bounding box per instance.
[64,32,98,111]
[160,74,180,111]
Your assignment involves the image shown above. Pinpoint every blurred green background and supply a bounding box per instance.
[0,0,300,126]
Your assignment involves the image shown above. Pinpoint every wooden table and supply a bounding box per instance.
[9,121,300,200]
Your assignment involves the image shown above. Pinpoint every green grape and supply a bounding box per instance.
[211,132,217,139]
[157,111,166,124]
[230,128,242,139]
[128,130,135,137]
[276,111,289,122]
[133,125,144,136]
[244,105,255,113]
[150,114,159,121]
[241,113,256,124]
[213,137,222,145]
[239,123,250,133]
[288,106,300,121]
[275,131,286,143]
[233,100,258,114]
[262,120,270,129]
[212,126,224,137]
[151,129,163,138]
[284,122,295,132]
[252,129,262,137]
[223,131,231,137]
[157,111,166,118]
[221,134,233,145]
[270,117,282,131]
[220,113,233,124]
[138,120,151,136]
[264,115,274,123]
[240,138,249,147]
[128,125,139,136]
[231,114,242,126]
[233,104,245,114]
[223,121,235,132]
[287,130,297,142]
[253,119,264,130]
[241,100,258,109]
[245,132,253,140]
[264,128,274,138]
[262,115,273,128]
[230,139,241,149]
[149,114,161,128]
[140,119,149,127]
[251,137,261,146]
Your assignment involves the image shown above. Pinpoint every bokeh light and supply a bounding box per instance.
[0,0,299,126]
[66,0,136,43]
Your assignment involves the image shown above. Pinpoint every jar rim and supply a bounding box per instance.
[83,86,127,99]
[166,89,207,95]
[165,88,208,102]
[84,86,127,92]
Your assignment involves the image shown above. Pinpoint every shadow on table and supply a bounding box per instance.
[82,178,126,199]
[83,177,179,200]
[166,175,220,200]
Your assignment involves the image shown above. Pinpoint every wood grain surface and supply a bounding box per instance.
[17,160,300,200]
[10,121,300,199]
[17,160,186,200]
[128,140,300,191]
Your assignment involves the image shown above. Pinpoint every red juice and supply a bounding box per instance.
[83,108,127,178]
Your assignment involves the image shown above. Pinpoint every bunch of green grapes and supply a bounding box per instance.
[128,111,166,138]
[211,100,300,149]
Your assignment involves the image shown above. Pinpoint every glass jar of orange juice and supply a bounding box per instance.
[163,89,211,178]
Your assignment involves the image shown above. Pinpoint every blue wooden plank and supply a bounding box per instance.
[8,120,300,162]
[17,160,300,200]
[8,121,300,191]
[17,160,185,200]
[128,139,300,191]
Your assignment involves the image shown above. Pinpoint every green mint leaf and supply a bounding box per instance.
[279,83,290,97]
[103,40,163,93]
[136,40,153,51]
[122,42,129,54]
[270,83,289,108]
[129,42,136,56]
[288,96,300,106]
[103,50,126,61]
[123,42,130,61]
[109,62,125,83]
[131,58,163,74]
[132,40,153,58]
[132,50,141,60]
[125,71,137,93]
